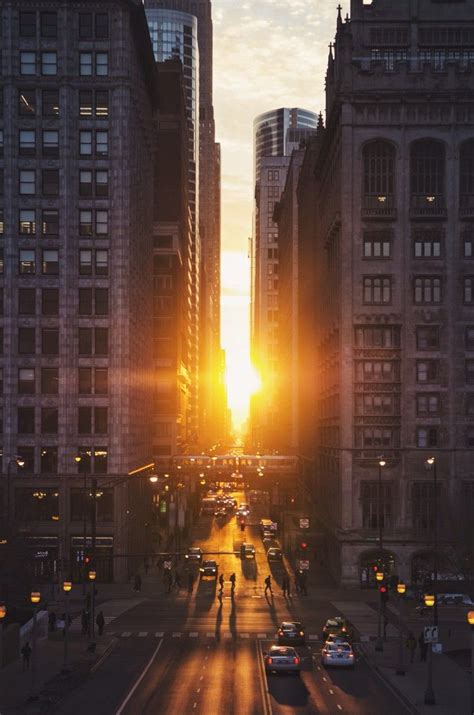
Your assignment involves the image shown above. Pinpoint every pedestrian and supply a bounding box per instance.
[383,615,389,640]
[230,573,236,594]
[165,570,172,593]
[218,573,224,592]
[406,631,417,663]
[418,631,428,662]
[174,571,182,590]
[48,610,57,632]
[96,610,105,636]
[300,571,308,596]
[21,641,32,671]
[282,576,287,597]
[133,573,142,592]
[81,609,89,635]
[264,575,272,596]
[188,572,194,594]
[294,572,301,594]
[144,558,149,576]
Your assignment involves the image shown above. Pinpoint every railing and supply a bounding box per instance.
[410,194,447,219]
[361,194,397,220]
[460,194,474,219]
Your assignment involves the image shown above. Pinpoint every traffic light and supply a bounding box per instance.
[379,585,389,603]
[83,554,91,565]
[300,542,308,551]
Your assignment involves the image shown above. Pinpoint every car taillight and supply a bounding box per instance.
[267,657,273,664]
[299,631,304,636]
[293,657,299,665]
[349,653,354,658]
[278,630,283,635]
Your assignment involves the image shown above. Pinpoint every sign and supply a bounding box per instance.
[432,643,443,654]
[163,560,171,571]
[299,518,310,529]
[424,626,439,643]
[299,559,310,570]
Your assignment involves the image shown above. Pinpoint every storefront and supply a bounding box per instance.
[24,536,59,583]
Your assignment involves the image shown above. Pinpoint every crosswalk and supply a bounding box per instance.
[98,630,324,641]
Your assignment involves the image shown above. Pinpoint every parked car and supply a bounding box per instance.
[321,642,355,669]
[264,645,301,675]
[277,621,306,646]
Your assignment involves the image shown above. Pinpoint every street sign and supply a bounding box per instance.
[299,559,310,570]
[424,626,439,643]
[432,643,443,654]
[299,518,310,529]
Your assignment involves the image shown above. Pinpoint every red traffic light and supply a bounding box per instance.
[373,565,378,572]
[300,542,308,550]
[84,555,91,564]
[379,585,387,593]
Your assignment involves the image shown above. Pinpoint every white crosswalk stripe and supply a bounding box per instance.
[240,633,249,639]
[121,632,132,638]
[172,632,182,638]
[206,632,214,638]
[138,632,148,637]
[257,634,267,639]
[155,632,164,637]
[189,632,199,638]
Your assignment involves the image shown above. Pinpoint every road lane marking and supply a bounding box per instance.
[193,703,197,709]
[337,705,342,710]
[115,639,163,715]
[197,688,201,693]
[121,632,132,638]
[138,632,148,637]
[155,632,164,637]
[240,633,249,638]
[206,632,214,638]
[309,635,319,641]
[322,677,327,682]
[256,639,272,715]
[172,632,182,638]
[223,632,232,639]
[189,632,198,637]
[329,689,334,695]
[257,634,267,639]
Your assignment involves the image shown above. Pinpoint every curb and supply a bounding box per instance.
[358,643,420,715]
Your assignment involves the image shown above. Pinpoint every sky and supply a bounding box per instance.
[215,0,349,428]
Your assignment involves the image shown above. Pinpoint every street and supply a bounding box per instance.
[55,491,409,715]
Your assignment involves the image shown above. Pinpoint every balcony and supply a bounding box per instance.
[361,194,397,220]
[410,194,447,220]
[460,194,474,220]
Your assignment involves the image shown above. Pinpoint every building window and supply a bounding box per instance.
[18,368,35,394]
[95,288,109,315]
[19,287,36,315]
[267,170,279,181]
[95,91,109,118]
[414,228,442,258]
[96,210,108,235]
[18,406,35,434]
[363,230,392,258]
[79,52,93,76]
[42,210,59,235]
[412,482,440,530]
[355,394,398,415]
[0,210,4,235]
[95,328,108,355]
[41,407,58,434]
[20,11,36,37]
[79,13,93,39]
[19,89,36,116]
[42,288,59,315]
[354,325,400,348]
[41,368,58,394]
[95,13,109,39]
[78,406,92,434]
[95,368,108,394]
[79,130,92,156]
[363,140,395,206]
[466,360,474,385]
[95,407,108,434]
[41,52,57,76]
[464,276,474,304]
[361,481,393,529]
[363,276,392,304]
[42,169,59,197]
[19,249,35,274]
[466,394,474,417]
[94,447,108,474]
[42,130,59,158]
[416,393,440,415]
[416,360,438,383]
[410,139,445,211]
[0,129,3,157]
[0,248,3,273]
[42,89,59,116]
[79,90,92,117]
[40,12,57,38]
[19,170,36,195]
[78,288,93,315]
[79,328,92,355]
[460,139,474,214]
[355,427,399,448]
[96,130,108,156]
[466,327,474,351]
[19,129,36,156]
[414,277,441,304]
[78,368,92,394]
[20,52,36,76]
[18,327,35,354]
[79,170,93,197]
[79,250,92,275]
[19,210,36,234]
[95,170,108,196]
[416,427,438,448]
[40,447,58,473]
[96,53,108,76]
[79,210,93,236]
[16,447,35,473]
[465,234,474,258]
[416,326,439,350]
[42,328,59,355]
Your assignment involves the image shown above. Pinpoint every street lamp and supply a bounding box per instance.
[375,456,386,654]
[467,611,474,715]
[425,456,438,627]
[88,569,97,641]
[375,568,384,652]
[396,583,406,675]
[0,603,5,621]
[29,591,41,700]
[423,592,436,705]
[62,581,72,671]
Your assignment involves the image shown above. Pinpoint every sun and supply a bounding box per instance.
[225,360,261,429]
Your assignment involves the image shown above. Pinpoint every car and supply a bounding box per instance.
[263,537,277,551]
[277,621,306,646]
[264,645,301,675]
[185,547,203,562]
[267,547,282,561]
[199,560,218,580]
[324,633,349,646]
[262,530,277,540]
[237,503,250,516]
[321,642,355,668]
[241,543,256,559]
[322,617,352,641]
[214,508,227,519]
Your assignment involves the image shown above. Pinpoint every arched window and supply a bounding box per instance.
[410,140,446,215]
[362,141,395,216]
[460,139,474,216]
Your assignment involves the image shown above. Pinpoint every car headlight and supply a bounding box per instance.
[299,631,305,637]
[185,555,189,559]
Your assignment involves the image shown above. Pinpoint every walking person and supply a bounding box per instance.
[406,631,417,663]
[174,570,182,591]
[229,573,236,594]
[21,641,32,671]
[81,609,89,635]
[188,571,195,594]
[48,610,57,632]
[282,575,287,597]
[264,574,272,596]
[300,570,308,596]
[418,631,428,662]
[96,610,105,636]
[133,573,142,592]
[218,573,224,592]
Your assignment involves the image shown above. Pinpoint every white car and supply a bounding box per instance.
[321,642,355,668]
[264,645,301,675]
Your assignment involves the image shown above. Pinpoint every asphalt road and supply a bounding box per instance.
[58,490,409,715]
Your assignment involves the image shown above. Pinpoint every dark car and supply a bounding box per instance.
[199,560,218,580]
[322,617,353,642]
[267,547,282,561]
[277,621,306,646]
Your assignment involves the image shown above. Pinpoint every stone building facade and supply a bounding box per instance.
[300,0,474,585]
[0,0,158,585]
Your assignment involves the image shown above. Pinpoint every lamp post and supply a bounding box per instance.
[423,593,436,705]
[425,457,438,627]
[62,581,72,672]
[0,603,6,669]
[467,611,474,715]
[375,569,384,651]
[396,582,406,675]
[29,591,41,700]
[88,569,96,641]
